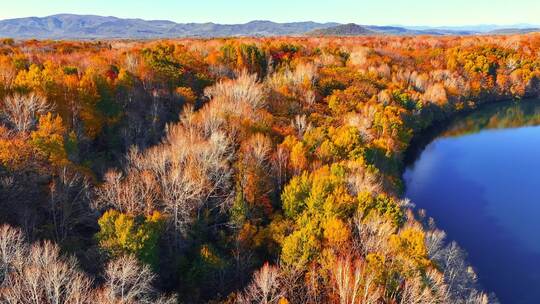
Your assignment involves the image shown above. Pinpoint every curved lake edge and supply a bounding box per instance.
[402,97,539,172]
[400,97,540,303]
[396,101,508,295]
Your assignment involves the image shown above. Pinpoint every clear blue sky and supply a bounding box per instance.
[1,0,538,26]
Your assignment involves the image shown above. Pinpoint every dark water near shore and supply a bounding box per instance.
[404,100,540,304]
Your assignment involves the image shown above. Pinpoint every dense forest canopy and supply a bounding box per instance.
[0,33,539,303]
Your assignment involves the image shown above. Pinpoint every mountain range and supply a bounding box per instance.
[0,14,538,39]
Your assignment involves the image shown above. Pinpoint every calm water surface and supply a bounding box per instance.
[404,100,540,304]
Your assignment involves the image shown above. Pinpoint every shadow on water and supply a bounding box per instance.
[404,99,540,167]
[403,99,540,304]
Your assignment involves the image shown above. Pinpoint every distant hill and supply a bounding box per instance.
[307,23,376,36]
[306,23,458,36]
[0,14,538,39]
[487,28,540,35]
[406,23,540,33]
[0,14,339,39]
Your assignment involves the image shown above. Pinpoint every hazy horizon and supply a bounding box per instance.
[1,0,539,27]
[0,13,538,29]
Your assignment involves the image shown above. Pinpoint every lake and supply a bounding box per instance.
[403,100,540,304]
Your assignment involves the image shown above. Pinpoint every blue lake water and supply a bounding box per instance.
[404,100,540,304]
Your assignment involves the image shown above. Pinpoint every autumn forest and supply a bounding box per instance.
[0,33,539,303]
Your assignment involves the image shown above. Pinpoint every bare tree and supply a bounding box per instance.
[332,256,380,304]
[277,263,308,304]
[204,72,266,112]
[1,93,50,133]
[291,115,311,139]
[238,263,285,304]
[347,165,382,196]
[354,214,394,256]
[304,90,316,106]
[243,133,272,168]
[271,146,289,193]
[424,225,496,303]
[333,257,362,304]
[0,225,26,286]
[99,255,176,304]
[49,167,93,243]
[424,228,447,262]
[464,292,491,304]
[158,160,207,236]
[156,126,234,236]
[423,83,448,105]
[0,62,16,90]
[95,168,158,215]
[1,238,94,304]
[95,96,235,246]
[124,53,139,73]
[266,63,317,91]
[0,225,177,304]
[399,269,448,304]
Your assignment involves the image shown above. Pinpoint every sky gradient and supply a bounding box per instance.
[1,0,539,26]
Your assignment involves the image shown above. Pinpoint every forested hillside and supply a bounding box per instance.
[1,14,535,39]
[0,15,340,39]
[0,34,539,303]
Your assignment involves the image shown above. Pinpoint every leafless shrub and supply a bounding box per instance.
[208,64,235,79]
[316,52,341,66]
[351,103,379,143]
[430,69,452,82]
[377,90,392,104]
[444,74,471,97]
[191,102,228,137]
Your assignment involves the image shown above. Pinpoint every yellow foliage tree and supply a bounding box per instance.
[30,113,69,166]
[97,209,165,267]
